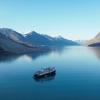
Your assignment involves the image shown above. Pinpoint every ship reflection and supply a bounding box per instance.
[33,73,56,83]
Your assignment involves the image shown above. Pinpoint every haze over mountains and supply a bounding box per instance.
[0,28,78,53]
[85,32,100,46]
[1,28,100,54]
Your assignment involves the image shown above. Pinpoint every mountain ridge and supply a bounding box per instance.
[25,31,78,46]
[85,32,100,46]
[0,28,78,53]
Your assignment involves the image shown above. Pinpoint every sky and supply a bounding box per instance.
[0,0,100,40]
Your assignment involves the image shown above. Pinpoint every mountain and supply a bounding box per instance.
[0,28,50,53]
[85,32,100,46]
[25,31,78,46]
[0,28,25,42]
[25,31,52,46]
[0,28,78,53]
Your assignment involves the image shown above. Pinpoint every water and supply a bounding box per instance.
[0,46,100,100]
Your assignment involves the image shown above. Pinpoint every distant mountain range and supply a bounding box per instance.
[25,31,78,46]
[85,32,100,47]
[0,28,78,53]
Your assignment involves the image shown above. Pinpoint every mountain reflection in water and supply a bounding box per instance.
[89,47,100,59]
[1,46,100,100]
[0,47,65,63]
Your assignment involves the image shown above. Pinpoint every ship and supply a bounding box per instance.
[34,67,56,78]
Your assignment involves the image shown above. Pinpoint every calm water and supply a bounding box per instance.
[0,46,100,100]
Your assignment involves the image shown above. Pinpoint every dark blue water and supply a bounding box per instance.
[0,46,100,100]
